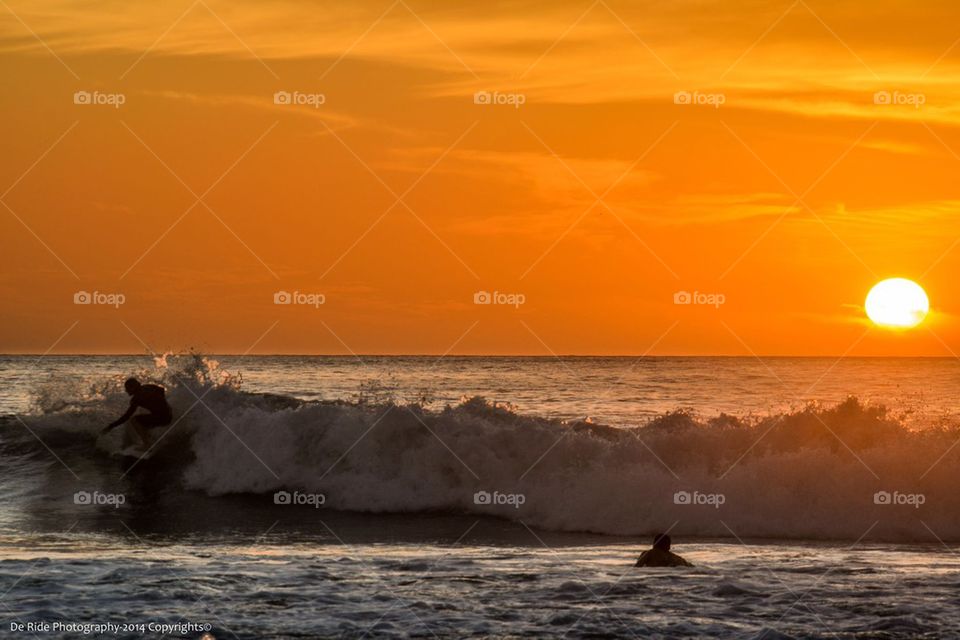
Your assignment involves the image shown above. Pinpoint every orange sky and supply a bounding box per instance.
[2,0,960,355]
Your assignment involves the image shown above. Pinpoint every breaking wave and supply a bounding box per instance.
[3,354,959,542]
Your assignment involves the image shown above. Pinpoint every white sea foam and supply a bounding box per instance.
[9,354,960,542]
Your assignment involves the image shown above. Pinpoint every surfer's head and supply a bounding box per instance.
[653,533,671,551]
[124,377,141,395]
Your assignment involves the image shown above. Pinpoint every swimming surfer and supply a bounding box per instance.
[634,533,693,567]
[101,377,173,449]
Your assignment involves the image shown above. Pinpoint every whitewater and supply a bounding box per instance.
[2,354,960,638]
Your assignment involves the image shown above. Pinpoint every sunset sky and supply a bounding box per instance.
[3,0,960,355]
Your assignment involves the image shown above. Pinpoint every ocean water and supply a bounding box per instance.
[2,354,960,639]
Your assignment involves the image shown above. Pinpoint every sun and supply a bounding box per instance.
[865,278,929,328]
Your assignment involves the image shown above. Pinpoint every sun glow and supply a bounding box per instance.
[865,278,929,329]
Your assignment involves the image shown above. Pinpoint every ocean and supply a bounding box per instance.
[2,354,959,638]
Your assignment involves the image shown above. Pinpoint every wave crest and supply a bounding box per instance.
[7,356,960,542]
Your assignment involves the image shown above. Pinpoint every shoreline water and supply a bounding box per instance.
[3,530,956,639]
[3,355,960,637]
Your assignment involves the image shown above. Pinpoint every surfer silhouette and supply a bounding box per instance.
[634,533,693,568]
[101,378,172,448]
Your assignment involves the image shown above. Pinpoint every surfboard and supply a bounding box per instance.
[116,445,155,460]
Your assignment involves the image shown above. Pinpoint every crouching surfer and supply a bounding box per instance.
[101,377,173,449]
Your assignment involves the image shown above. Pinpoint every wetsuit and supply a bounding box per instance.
[634,548,693,567]
[108,384,173,429]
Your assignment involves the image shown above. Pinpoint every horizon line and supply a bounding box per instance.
[0,353,954,359]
